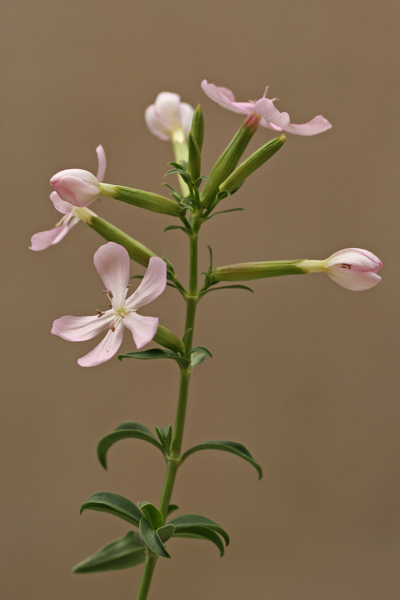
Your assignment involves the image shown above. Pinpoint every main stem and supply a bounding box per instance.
[135,226,199,600]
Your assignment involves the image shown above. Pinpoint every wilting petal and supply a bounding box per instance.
[255,98,290,128]
[126,257,167,310]
[94,242,130,306]
[77,321,124,367]
[30,218,79,251]
[51,312,113,341]
[269,115,332,136]
[200,80,245,113]
[123,312,158,349]
[50,169,101,207]
[96,145,106,182]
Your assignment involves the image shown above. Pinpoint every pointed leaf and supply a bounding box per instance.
[97,422,164,469]
[157,524,175,543]
[73,531,145,573]
[189,346,213,358]
[173,528,225,557]
[208,207,245,219]
[167,504,179,516]
[137,503,163,529]
[181,440,262,480]
[168,514,230,546]
[118,348,189,367]
[80,492,143,526]
[190,351,208,367]
[155,425,172,453]
[200,284,254,296]
[164,225,190,234]
[139,517,170,558]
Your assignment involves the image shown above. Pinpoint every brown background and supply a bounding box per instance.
[1,0,399,598]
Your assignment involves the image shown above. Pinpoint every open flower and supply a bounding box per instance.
[299,248,382,291]
[145,92,194,143]
[51,243,167,367]
[30,146,106,251]
[201,80,332,136]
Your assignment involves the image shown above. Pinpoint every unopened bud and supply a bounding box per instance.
[50,169,102,207]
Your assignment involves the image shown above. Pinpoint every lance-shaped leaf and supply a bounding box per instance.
[118,348,189,367]
[173,527,226,557]
[155,425,172,454]
[137,502,164,529]
[168,514,230,546]
[181,440,263,479]
[80,491,143,527]
[97,422,165,469]
[139,517,171,558]
[73,531,145,573]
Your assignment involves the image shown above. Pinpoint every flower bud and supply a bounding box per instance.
[298,248,382,291]
[153,325,184,354]
[50,169,102,207]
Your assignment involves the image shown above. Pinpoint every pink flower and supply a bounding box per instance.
[145,92,194,143]
[323,248,382,291]
[51,243,167,367]
[30,146,106,251]
[201,80,332,136]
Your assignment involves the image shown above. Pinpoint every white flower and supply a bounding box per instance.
[145,92,194,143]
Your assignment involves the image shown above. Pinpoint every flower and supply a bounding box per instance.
[298,248,382,291]
[145,92,194,143]
[51,243,167,367]
[30,146,106,251]
[201,80,332,136]
[323,248,382,291]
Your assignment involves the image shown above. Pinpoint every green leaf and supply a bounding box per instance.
[164,225,190,234]
[139,517,170,558]
[97,422,165,469]
[200,284,254,297]
[181,440,263,480]
[181,328,192,347]
[168,514,230,546]
[207,207,245,219]
[137,503,163,529]
[190,351,208,367]
[189,346,213,358]
[173,528,226,557]
[155,425,172,453]
[118,348,189,367]
[73,531,145,573]
[80,492,143,526]
[167,504,179,516]
[157,523,175,543]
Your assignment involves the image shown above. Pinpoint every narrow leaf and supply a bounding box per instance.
[139,517,170,558]
[118,348,189,367]
[73,531,145,573]
[189,346,213,358]
[167,504,179,516]
[157,524,175,543]
[137,503,163,529]
[173,528,225,557]
[168,514,230,546]
[97,422,164,469]
[80,492,143,526]
[208,207,245,219]
[190,351,208,367]
[155,425,172,453]
[181,440,263,480]
[200,284,254,296]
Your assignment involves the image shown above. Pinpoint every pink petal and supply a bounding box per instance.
[201,80,247,114]
[50,191,74,215]
[126,257,167,310]
[154,92,182,129]
[327,269,382,291]
[29,218,79,251]
[77,321,124,367]
[123,312,159,349]
[326,248,382,273]
[51,312,113,341]
[279,115,332,136]
[179,102,195,139]
[96,145,106,182]
[50,170,101,207]
[144,105,171,140]
[255,98,290,128]
[94,242,130,305]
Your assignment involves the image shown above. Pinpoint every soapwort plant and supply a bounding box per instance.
[31,82,382,599]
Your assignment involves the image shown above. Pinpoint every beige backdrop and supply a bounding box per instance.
[1,0,399,598]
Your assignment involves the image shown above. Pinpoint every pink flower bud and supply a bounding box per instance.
[50,169,102,207]
[324,248,382,291]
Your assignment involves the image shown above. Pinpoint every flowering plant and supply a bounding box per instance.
[32,81,381,599]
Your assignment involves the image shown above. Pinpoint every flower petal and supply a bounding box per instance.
[29,218,79,251]
[77,321,124,367]
[145,105,171,141]
[123,312,159,349]
[201,80,243,112]
[51,312,114,341]
[254,98,290,128]
[327,269,382,291]
[50,169,101,207]
[96,145,106,182]
[94,242,130,306]
[179,102,195,139]
[278,115,332,136]
[50,191,74,215]
[154,92,182,129]
[126,257,167,309]
[325,248,382,273]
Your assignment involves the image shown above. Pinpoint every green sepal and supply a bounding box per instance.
[80,492,143,526]
[102,185,181,217]
[118,348,189,367]
[139,517,171,558]
[73,531,145,573]
[181,440,263,479]
[137,503,164,529]
[97,422,165,469]
[155,425,172,454]
[173,528,225,557]
[190,104,204,151]
[168,514,230,546]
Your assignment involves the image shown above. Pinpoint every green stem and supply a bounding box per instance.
[136,228,200,598]
[136,553,158,600]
